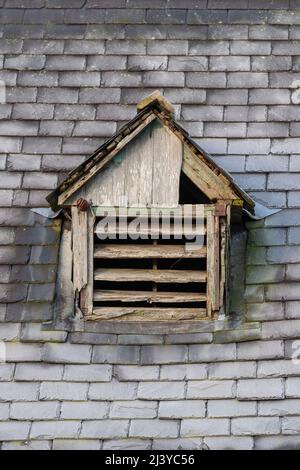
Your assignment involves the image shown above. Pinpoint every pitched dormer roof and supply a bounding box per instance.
[47,91,255,213]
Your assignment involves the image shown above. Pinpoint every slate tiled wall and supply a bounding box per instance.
[0,0,300,450]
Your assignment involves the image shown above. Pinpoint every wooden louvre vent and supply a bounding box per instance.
[47,91,255,324]
[92,206,208,321]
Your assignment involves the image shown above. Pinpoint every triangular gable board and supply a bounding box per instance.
[47,91,255,213]
[65,118,183,208]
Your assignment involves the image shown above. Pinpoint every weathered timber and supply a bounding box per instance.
[92,204,211,217]
[94,244,206,259]
[71,206,88,292]
[151,120,182,207]
[182,145,237,201]
[94,224,205,238]
[153,107,254,211]
[219,215,227,310]
[64,119,183,208]
[80,209,95,316]
[93,290,206,303]
[137,89,175,115]
[94,268,207,283]
[47,94,255,214]
[206,211,220,315]
[58,113,156,206]
[87,307,207,322]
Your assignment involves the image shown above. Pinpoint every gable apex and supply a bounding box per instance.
[137,90,175,117]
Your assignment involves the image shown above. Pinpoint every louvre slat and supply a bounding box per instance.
[94,244,206,259]
[88,307,208,321]
[94,225,205,238]
[94,289,206,303]
[94,268,206,283]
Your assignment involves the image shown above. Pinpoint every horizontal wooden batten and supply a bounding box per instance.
[94,225,205,238]
[94,244,206,259]
[87,307,208,322]
[92,204,213,218]
[93,290,206,303]
[94,268,207,283]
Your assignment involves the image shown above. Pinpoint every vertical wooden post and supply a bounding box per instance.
[71,206,94,316]
[80,209,95,316]
[219,216,227,311]
[206,208,220,317]
[72,206,88,292]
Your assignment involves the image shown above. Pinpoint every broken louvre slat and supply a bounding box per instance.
[93,290,206,303]
[94,268,207,283]
[93,244,206,259]
[87,307,208,322]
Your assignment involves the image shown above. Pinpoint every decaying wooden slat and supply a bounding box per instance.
[206,209,220,316]
[94,268,207,283]
[87,307,208,322]
[94,290,206,303]
[72,206,88,292]
[80,209,95,316]
[94,244,206,259]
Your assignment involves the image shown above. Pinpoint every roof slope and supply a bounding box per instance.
[47,92,255,213]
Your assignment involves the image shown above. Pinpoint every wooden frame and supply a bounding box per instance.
[71,206,95,316]
[206,208,220,318]
[47,91,253,330]
[70,203,229,322]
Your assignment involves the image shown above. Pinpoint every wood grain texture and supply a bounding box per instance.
[94,268,207,283]
[71,206,88,292]
[64,119,183,208]
[80,209,95,316]
[94,224,205,238]
[88,307,207,321]
[206,211,220,315]
[93,290,206,303]
[94,244,206,259]
[92,205,211,217]
[219,216,227,311]
[182,146,238,201]
[58,113,156,206]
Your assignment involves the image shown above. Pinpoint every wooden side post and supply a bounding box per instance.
[80,209,95,316]
[71,206,95,316]
[71,206,88,292]
[206,208,220,317]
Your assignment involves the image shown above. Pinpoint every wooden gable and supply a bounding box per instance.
[47,91,254,213]
[65,118,183,208]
